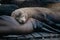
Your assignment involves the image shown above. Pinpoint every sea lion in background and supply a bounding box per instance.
[47,3,60,23]
[0,4,19,16]
[46,3,60,12]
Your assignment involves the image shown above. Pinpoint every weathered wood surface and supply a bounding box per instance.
[1,32,60,40]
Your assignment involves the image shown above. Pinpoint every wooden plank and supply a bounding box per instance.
[24,34,33,38]
[17,35,25,39]
[31,32,42,38]
[39,32,60,39]
[44,38,60,40]
[38,32,52,40]
[3,35,18,40]
[39,33,51,37]
[2,32,60,40]
[3,35,18,38]
[50,34,60,38]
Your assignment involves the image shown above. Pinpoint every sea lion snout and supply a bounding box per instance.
[18,17,27,24]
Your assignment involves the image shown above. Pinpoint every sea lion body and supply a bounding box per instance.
[11,7,60,24]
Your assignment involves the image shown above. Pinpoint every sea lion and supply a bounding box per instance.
[11,7,58,24]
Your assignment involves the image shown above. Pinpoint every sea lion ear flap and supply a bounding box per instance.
[11,11,17,19]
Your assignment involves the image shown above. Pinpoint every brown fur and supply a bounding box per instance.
[47,3,60,12]
[46,3,60,22]
[11,7,60,24]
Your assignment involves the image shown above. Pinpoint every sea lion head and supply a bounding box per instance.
[11,9,29,24]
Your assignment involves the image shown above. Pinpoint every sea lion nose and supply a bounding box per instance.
[19,20,25,24]
[19,17,26,24]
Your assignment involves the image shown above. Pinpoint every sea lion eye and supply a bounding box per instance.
[20,14,25,18]
[16,13,21,17]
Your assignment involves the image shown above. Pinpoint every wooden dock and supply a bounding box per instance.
[1,32,60,40]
